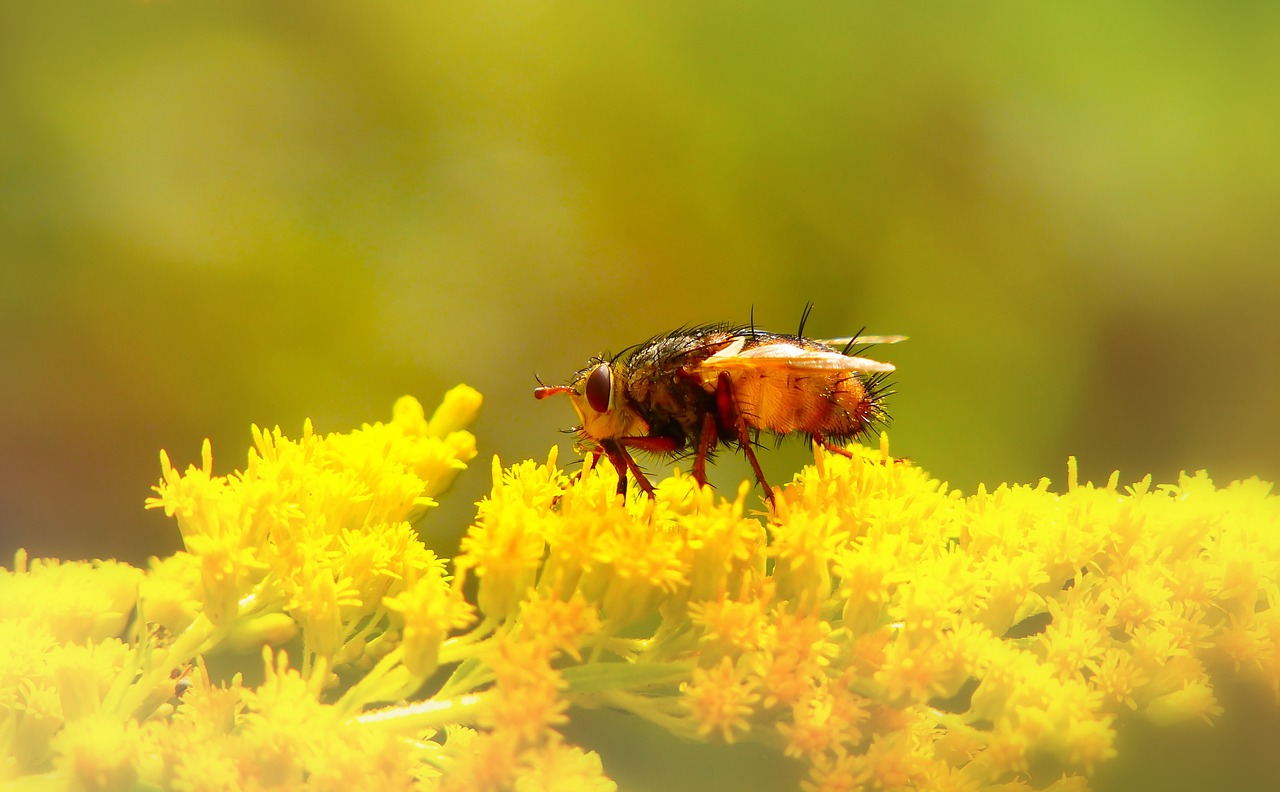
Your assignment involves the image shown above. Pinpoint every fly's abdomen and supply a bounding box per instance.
[732,371,875,438]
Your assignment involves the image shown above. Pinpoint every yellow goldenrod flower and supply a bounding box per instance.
[50,711,146,791]
[4,392,1278,791]
[382,571,476,681]
[0,553,143,646]
[480,641,568,747]
[514,589,603,663]
[143,389,479,676]
[681,656,760,742]
[513,740,617,792]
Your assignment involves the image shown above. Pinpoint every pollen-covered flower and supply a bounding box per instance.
[143,388,480,676]
[383,570,476,680]
[513,740,617,792]
[481,641,568,746]
[4,391,1278,791]
[0,552,143,646]
[456,452,566,622]
[514,589,602,662]
[682,656,760,742]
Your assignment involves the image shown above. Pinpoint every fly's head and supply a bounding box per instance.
[535,358,650,445]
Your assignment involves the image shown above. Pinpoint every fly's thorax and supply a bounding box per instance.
[621,365,714,445]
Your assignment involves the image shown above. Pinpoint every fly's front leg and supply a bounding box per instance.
[600,434,679,500]
[600,440,632,498]
[714,373,775,506]
[692,411,718,487]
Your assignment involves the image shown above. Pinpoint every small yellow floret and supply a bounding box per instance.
[682,657,760,743]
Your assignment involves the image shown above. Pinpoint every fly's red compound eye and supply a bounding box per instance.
[585,363,612,413]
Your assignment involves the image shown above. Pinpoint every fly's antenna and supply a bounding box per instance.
[797,302,815,337]
[535,372,574,397]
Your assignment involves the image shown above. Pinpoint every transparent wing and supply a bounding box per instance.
[818,334,908,348]
[699,339,896,375]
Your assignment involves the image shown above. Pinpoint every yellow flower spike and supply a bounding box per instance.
[802,748,862,792]
[687,584,770,663]
[682,656,760,743]
[753,608,835,710]
[47,640,131,722]
[874,636,952,706]
[10,390,1280,791]
[283,554,362,669]
[0,613,56,684]
[392,393,430,432]
[51,711,145,791]
[855,729,930,791]
[674,480,767,606]
[481,640,568,747]
[767,509,843,606]
[833,539,902,638]
[424,385,484,438]
[1,556,143,646]
[334,523,404,607]
[513,741,617,792]
[1144,679,1224,726]
[972,548,1050,636]
[591,517,688,629]
[8,678,63,775]
[1037,601,1106,682]
[777,683,871,760]
[515,589,602,662]
[887,569,966,648]
[926,619,994,701]
[438,729,521,792]
[457,455,558,622]
[1021,676,1115,770]
[181,534,265,628]
[168,658,243,735]
[383,572,476,681]
[237,648,335,787]
[139,553,202,634]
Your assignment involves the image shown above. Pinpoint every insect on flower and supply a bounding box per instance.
[534,308,904,505]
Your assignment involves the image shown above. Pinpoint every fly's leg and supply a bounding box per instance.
[600,440,633,498]
[812,434,854,458]
[609,436,677,499]
[691,411,718,487]
[715,373,775,506]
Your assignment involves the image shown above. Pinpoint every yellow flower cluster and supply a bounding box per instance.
[449,442,1280,790]
[1,389,484,789]
[144,389,480,681]
[2,389,1278,791]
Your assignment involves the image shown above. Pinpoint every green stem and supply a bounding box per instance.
[354,691,489,734]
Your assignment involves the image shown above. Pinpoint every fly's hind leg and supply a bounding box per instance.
[715,373,775,507]
[811,433,854,458]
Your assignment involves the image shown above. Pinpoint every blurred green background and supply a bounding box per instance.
[3,0,1278,565]
[1,2,1278,787]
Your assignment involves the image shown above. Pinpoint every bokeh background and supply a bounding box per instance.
[2,2,1278,789]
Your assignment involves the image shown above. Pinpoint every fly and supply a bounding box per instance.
[535,308,904,506]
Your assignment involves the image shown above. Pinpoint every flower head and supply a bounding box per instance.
[6,393,1279,792]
